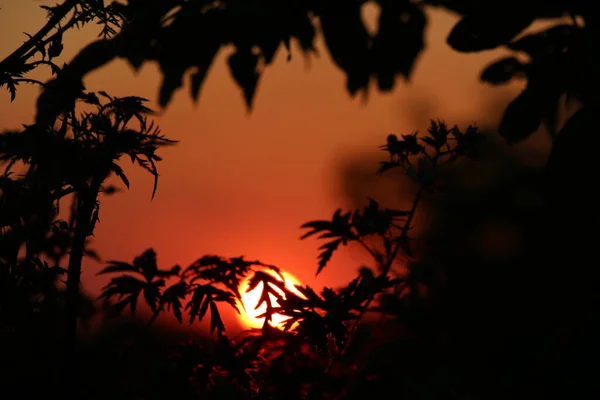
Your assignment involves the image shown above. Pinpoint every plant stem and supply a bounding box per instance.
[0,0,76,72]
[64,177,103,399]
[340,188,424,357]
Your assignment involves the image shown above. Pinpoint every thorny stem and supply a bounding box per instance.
[0,0,77,72]
[21,10,85,62]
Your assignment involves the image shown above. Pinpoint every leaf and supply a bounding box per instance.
[6,81,16,102]
[161,282,187,323]
[158,68,185,108]
[289,12,316,53]
[352,198,402,236]
[187,286,207,324]
[189,43,220,103]
[244,271,288,321]
[142,285,159,313]
[133,248,158,281]
[498,88,545,143]
[97,261,138,275]
[209,301,225,335]
[447,11,534,53]
[300,209,354,240]
[371,1,426,90]
[190,68,209,104]
[187,284,238,326]
[98,275,146,316]
[48,31,64,59]
[319,1,370,95]
[315,238,344,275]
[481,57,526,85]
[507,24,575,58]
[228,48,261,110]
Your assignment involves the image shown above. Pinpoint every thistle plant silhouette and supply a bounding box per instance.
[1,0,600,399]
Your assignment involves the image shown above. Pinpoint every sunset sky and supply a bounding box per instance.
[0,1,531,330]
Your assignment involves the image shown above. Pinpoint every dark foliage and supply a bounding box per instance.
[93,121,482,398]
[2,1,600,399]
[1,75,175,396]
[2,1,597,143]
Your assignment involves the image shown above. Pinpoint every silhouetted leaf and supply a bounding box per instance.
[315,238,344,275]
[133,248,158,281]
[301,209,357,273]
[228,48,261,110]
[98,275,146,316]
[109,163,130,188]
[498,88,545,143]
[372,1,426,90]
[97,261,136,275]
[187,284,238,325]
[190,67,211,103]
[301,209,354,240]
[161,281,186,323]
[447,11,534,52]
[209,301,225,335]
[48,31,64,59]
[507,24,575,58]
[143,279,164,312]
[319,1,370,95]
[481,57,526,85]
[245,270,287,314]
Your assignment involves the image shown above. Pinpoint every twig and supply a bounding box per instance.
[0,0,77,72]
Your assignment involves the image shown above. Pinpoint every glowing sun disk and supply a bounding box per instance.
[238,270,304,329]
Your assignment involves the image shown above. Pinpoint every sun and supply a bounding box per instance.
[238,269,304,329]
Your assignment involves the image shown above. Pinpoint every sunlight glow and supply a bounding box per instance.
[238,269,304,329]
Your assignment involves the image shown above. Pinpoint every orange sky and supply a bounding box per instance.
[0,1,526,330]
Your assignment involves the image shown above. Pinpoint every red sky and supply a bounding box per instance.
[0,1,531,330]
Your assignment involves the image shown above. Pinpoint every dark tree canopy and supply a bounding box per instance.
[3,0,598,145]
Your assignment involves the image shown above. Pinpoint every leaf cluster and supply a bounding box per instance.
[303,121,481,274]
[98,121,481,398]
[1,0,125,101]
[4,0,594,147]
[0,90,172,349]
